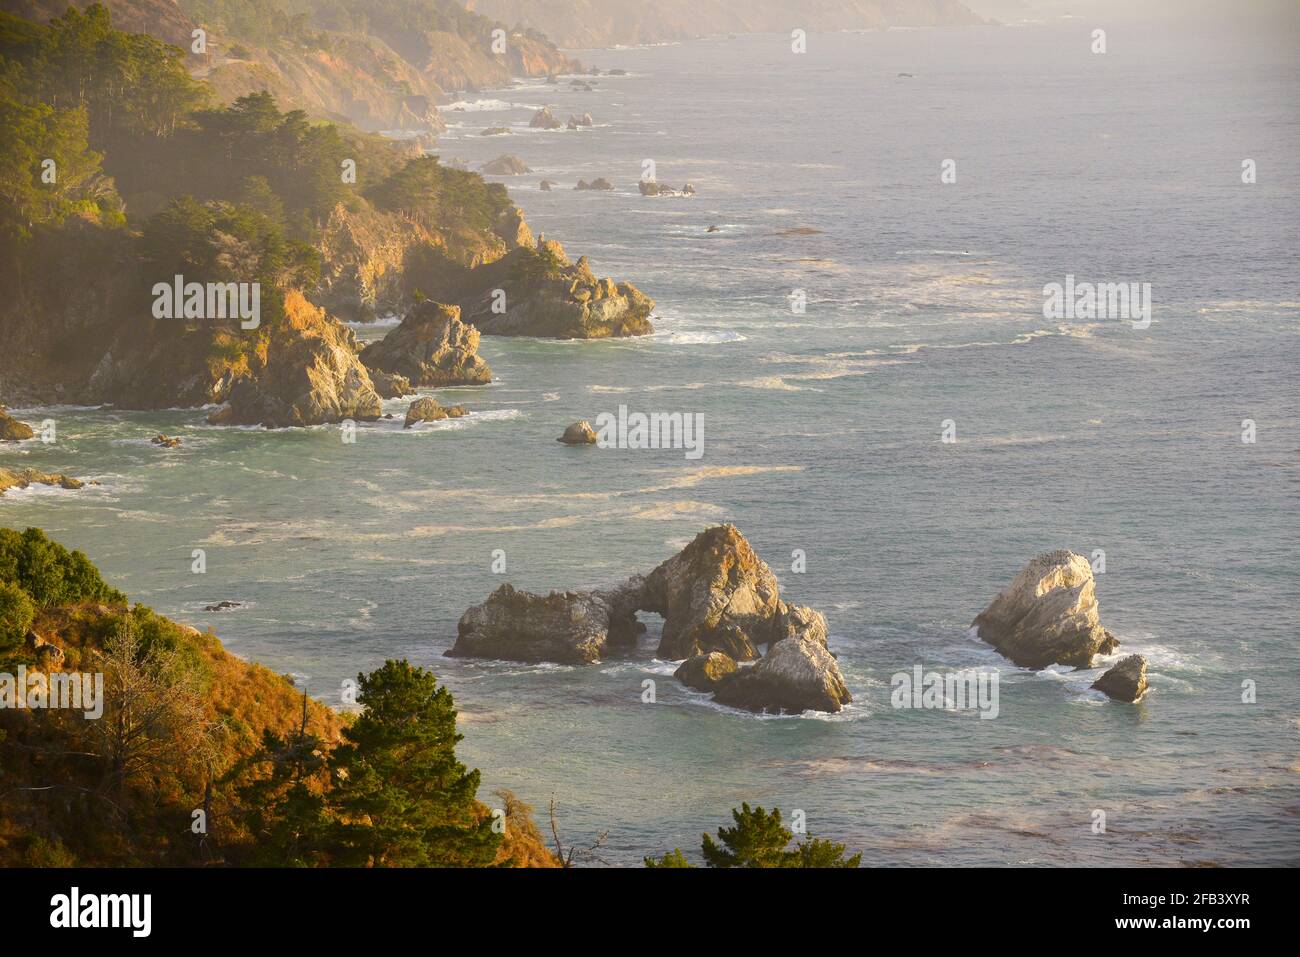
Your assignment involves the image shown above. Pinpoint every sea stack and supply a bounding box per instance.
[972,550,1119,668]
[1092,654,1149,702]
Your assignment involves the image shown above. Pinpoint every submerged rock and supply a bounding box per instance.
[575,178,614,191]
[151,433,182,448]
[481,154,532,175]
[675,652,737,691]
[640,525,783,662]
[567,112,594,128]
[1092,654,1148,702]
[972,550,1119,668]
[404,397,467,428]
[712,636,852,715]
[360,301,492,387]
[539,180,557,191]
[447,583,640,665]
[0,408,35,441]
[639,180,695,197]
[557,420,598,444]
[0,468,83,496]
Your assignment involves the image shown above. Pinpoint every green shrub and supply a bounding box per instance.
[0,580,35,652]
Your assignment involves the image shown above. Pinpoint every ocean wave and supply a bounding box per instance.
[444,98,543,112]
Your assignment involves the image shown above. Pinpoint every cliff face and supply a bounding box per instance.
[463,0,987,49]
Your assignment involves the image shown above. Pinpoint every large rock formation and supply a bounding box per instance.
[360,301,492,387]
[972,550,1119,669]
[1092,654,1149,702]
[446,525,848,713]
[641,525,783,662]
[455,240,654,339]
[712,637,852,715]
[0,408,35,441]
[206,292,383,428]
[447,583,641,665]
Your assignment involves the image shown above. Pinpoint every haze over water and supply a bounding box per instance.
[4,22,1298,865]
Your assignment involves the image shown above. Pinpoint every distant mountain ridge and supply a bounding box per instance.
[462,0,988,49]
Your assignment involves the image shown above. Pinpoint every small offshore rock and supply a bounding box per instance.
[557,420,598,444]
[1092,654,1149,702]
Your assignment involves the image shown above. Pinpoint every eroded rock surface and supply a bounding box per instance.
[1092,654,1148,702]
[447,583,640,665]
[712,637,852,715]
[557,420,597,444]
[972,550,1119,668]
[675,652,737,691]
[360,301,492,387]
[640,525,783,662]
[0,408,35,441]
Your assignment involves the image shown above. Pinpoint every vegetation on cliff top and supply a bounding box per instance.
[0,526,558,867]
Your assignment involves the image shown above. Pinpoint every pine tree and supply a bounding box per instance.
[650,803,862,868]
[327,660,500,867]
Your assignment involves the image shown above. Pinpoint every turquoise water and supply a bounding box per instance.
[3,23,1298,865]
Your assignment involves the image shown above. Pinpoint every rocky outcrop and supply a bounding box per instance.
[481,155,532,175]
[360,301,492,387]
[206,291,383,429]
[1093,654,1148,702]
[151,433,181,448]
[404,397,468,429]
[972,550,1119,669]
[557,420,597,444]
[370,370,413,399]
[446,525,846,712]
[575,178,614,191]
[641,525,783,662]
[447,583,641,665]
[539,180,557,191]
[567,113,594,129]
[0,409,35,441]
[455,240,654,339]
[639,181,695,197]
[771,603,828,648]
[675,651,737,691]
[712,636,852,715]
[529,106,563,129]
[0,468,84,496]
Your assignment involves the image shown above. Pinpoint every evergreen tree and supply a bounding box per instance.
[327,660,500,867]
[647,803,862,868]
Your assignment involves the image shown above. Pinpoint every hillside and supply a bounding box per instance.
[0,527,558,866]
[462,0,987,49]
[4,0,580,136]
[0,7,650,419]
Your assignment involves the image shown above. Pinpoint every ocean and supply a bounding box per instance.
[3,21,1297,865]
